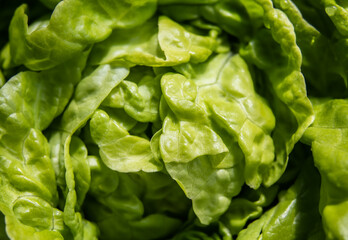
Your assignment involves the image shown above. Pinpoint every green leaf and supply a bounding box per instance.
[84,169,187,240]
[90,109,162,172]
[0,69,5,87]
[237,158,325,240]
[200,54,276,189]
[56,64,129,239]
[159,68,246,224]
[240,0,314,186]
[9,1,157,70]
[102,67,161,122]
[323,0,348,37]
[160,114,228,164]
[200,0,264,40]
[0,52,88,239]
[89,16,218,67]
[166,155,243,224]
[272,0,348,98]
[302,99,348,240]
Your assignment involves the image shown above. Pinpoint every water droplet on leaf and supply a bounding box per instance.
[325,6,337,16]
[280,0,290,10]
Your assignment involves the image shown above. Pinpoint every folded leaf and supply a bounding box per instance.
[166,155,243,225]
[240,0,314,186]
[89,16,218,67]
[84,158,188,240]
[102,67,161,122]
[237,158,325,240]
[323,0,348,37]
[90,109,162,172]
[159,66,247,224]
[0,53,87,239]
[273,0,348,98]
[56,64,129,239]
[9,0,156,70]
[197,54,276,188]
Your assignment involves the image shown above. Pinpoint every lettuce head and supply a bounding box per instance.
[0,0,347,239]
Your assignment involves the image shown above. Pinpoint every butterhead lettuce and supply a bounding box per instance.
[0,0,347,239]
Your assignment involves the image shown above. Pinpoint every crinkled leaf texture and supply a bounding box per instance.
[0,0,345,239]
[90,109,162,172]
[89,16,218,67]
[102,66,161,123]
[158,52,280,224]
[55,64,129,239]
[272,0,348,98]
[8,0,157,70]
[0,54,88,239]
[240,0,314,186]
